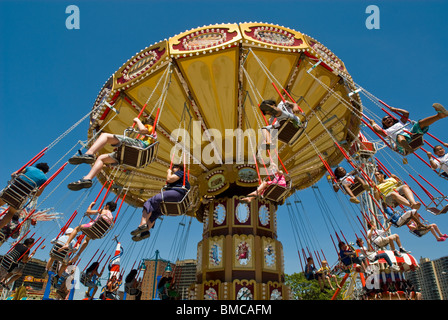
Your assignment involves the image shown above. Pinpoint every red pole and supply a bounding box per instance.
[16,147,48,174]
[39,162,68,190]
[152,107,161,135]
[418,174,445,197]
[332,273,349,300]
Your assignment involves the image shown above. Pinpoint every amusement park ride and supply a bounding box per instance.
[0,22,446,300]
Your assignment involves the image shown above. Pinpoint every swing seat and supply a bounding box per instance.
[426,204,448,216]
[49,242,70,262]
[0,254,16,271]
[116,128,159,168]
[349,181,367,197]
[81,215,115,240]
[80,272,96,288]
[276,119,306,145]
[392,134,424,156]
[262,178,292,203]
[160,187,191,216]
[350,140,376,158]
[409,227,431,238]
[0,174,38,210]
[0,231,7,245]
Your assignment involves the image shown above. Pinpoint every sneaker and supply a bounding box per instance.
[433,103,448,117]
[132,230,150,242]
[130,224,148,236]
[367,253,376,262]
[394,250,402,257]
[399,247,411,254]
[350,197,360,204]
[441,234,448,238]
[390,265,400,272]
[67,178,93,191]
[68,153,95,165]
[437,237,446,242]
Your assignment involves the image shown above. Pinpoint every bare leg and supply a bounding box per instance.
[139,209,156,230]
[85,133,120,155]
[261,128,272,145]
[429,223,443,240]
[400,185,420,209]
[59,226,80,250]
[418,113,446,128]
[84,154,118,180]
[0,208,16,229]
[241,181,268,202]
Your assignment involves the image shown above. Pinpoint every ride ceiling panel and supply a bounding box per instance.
[89,22,362,211]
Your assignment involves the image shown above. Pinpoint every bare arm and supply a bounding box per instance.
[133,118,149,135]
[166,169,181,184]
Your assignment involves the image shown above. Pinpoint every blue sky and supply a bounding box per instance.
[1,0,448,299]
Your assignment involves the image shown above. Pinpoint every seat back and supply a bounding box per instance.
[409,227,430,238]
[277,120,306,145]
[0,174,38,210]
[262,179,292,203]
[160,188,191,216]
[117,141,159,169]
[349,181,366,197]
[49,242,70,262]
[81,215,114,240]
[0,254,16,271]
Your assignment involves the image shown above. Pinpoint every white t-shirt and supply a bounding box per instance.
[384,120,406,141]
[434,153,448,174]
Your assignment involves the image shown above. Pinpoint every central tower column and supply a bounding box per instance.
[192,193,290,300]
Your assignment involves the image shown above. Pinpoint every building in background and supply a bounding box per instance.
[407,256,448,300]
[138,251,197,300]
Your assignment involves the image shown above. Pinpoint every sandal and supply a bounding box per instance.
[130,224,148,236]
[67,178,93,191]
[68,153,95,165]
[132,230,150,242]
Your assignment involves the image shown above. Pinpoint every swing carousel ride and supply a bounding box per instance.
[2,22,445,300]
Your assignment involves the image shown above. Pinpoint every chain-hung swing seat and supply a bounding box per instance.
[387,124,424,156]
[349,180,368,197]
[49,242,71,263]
[0,231,7,246]
[276,117,307,146]
[262,175,292,203]
[81,214,115,240]
[0,250,23,273]
[160,186,191,217]
[0,173,39,211]
[425,196,448,216]
[409,225,431,238]
[115,128,159,169]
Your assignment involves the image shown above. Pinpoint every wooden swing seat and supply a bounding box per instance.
[426,204,448,216]
[0,231,7,245]
[393,134,424,156]
[409,226,431,238]
[49,242,70,262]
[349,181,367,197]
[160,187,191,216]
[349,140,376,158]
[0,174,38,210]
[116,128,159,168]
[262,179,292,203]
[81,215,114,240]
[276,119,306,145]
[0,253,18,271]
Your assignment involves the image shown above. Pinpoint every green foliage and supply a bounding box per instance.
[285,272,346,300]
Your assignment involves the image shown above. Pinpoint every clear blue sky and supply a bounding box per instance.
[1,0,448,299]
